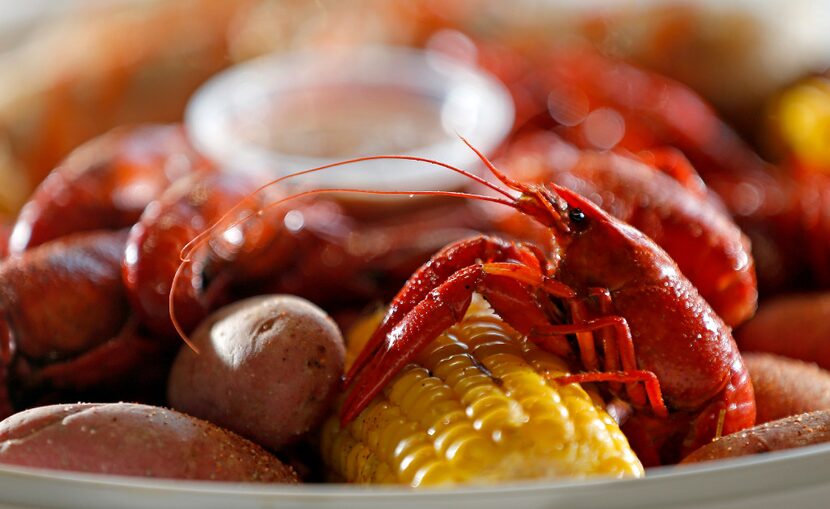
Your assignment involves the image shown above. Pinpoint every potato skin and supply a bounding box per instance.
[0,403,298,482]
[681,411,830,464]
[735,293,830,371]
[744,352,830,424]
[168,295,345,451]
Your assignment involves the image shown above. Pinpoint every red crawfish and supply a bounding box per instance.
[486,131,756,327]
[128,171,486,340]
[421,37,794,298]
[320,143,756,466]
[507,44,829,296]
[0,230,169,418]
[8,124,211,254]
[511,44,765,180]
[0,125,210,415]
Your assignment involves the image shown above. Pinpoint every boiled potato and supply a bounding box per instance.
[0,403,298,482]
[168,295,345,451]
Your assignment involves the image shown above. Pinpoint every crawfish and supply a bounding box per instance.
[506,44,830,296]
[426,38,764,318]
[510,44,765,179]
[0,230,169,418]
[326,145,756,466]
[128,170,485,339]
[486,131,756,327]
[0,125,211,416]
[8,124,211,254]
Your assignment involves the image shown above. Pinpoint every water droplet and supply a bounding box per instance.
[283,210,305,232]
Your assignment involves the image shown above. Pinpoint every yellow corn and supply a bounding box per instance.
[777,77,830,169]
[320,296,643,486]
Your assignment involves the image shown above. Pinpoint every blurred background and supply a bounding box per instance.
[0,0,829,215]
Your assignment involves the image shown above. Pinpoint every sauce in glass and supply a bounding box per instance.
[241,86,448,159]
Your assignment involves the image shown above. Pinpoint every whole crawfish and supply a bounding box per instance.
[327,145,756,466]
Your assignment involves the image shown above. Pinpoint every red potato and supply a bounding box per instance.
[744,352,830,424]
[168,295,345,451]
[0,403,298,482]
[735,293,830,371]
[681,411,830,464]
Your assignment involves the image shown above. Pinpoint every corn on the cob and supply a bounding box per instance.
[321,296,644,486]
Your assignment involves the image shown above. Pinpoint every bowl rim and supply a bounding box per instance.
[184,44,515,194]
[0,440,828,499]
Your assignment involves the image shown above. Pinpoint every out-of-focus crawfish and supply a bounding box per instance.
[0,231,169,418]
[754,77,830,291]
[8,124,212,254]
[126,170,485,339]
[499,44,830,296]
[1,123,487,414]
[0,125,209,416]
[328,144,755,466]
[731,78,830,369]
[484,131,756,327]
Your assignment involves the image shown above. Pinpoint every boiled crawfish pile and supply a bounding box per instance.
[1,38,828,468]
[0,124,485,418]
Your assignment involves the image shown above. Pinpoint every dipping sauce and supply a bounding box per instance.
[186,46,514,194]
[239,86,448,159]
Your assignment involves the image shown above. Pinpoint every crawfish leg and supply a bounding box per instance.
[590,287,642,407]
[555,370,666,419]
[566,299,601,372]
[345,236,562,383]
[536,311,669,418]
[561,287,654,414]
[589,288,620,376]
[476,273,573,359]
[567,296,625,397]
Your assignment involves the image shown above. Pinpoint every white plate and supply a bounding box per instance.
[1,3,829,509]
[0,443,828,509]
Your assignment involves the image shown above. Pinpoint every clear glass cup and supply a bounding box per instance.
[185,45,514,197]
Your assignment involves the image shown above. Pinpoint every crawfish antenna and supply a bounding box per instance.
[458,134,528,194]
[177,153,515,263]
[169,255,200,354]
[169,176,517,352]
[168,146,525,351]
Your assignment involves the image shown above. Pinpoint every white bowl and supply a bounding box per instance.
[185,46,514,195]
[0,443,829,509]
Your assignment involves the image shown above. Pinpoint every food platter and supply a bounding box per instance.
[0,443,828,509]
[0,2,830,509]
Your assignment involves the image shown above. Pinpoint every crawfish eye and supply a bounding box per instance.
[568,207,587,226]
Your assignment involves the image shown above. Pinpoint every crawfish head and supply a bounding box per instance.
[517,183,738,412]
[502,182,755,464]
